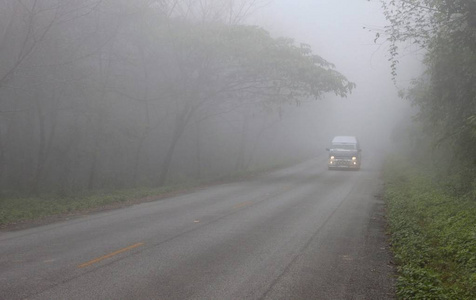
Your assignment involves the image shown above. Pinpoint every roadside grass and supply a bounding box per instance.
[0,184,196,227]
[383,156,476,299]
[0,157,311,228]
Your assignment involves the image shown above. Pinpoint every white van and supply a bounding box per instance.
[326,136,361,170]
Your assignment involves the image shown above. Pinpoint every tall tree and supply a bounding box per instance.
[151,22,355,185]
[379,0,476,192]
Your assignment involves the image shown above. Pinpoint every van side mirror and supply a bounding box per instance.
[326,148,330,151]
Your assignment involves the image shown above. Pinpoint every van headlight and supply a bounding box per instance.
[330,156,335,160]
[352,156,357,161]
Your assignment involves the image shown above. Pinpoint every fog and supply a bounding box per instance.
[0,0,422,195]
[249,0,421,151]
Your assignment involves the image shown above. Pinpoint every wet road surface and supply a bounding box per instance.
[0,152,394,299]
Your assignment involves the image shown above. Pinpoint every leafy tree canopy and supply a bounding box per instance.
[150,20,355,108]
[378,0,476,77]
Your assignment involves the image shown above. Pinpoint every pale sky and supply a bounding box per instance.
[250,0,420,92]
[247,0,423,148]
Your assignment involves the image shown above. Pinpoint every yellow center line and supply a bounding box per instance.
[77,242,144,268]
[234,201,253,209]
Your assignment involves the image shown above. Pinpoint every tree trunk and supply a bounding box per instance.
[195,121,202,179]
[158,108,190,186]
[87,131,101,190]
[132,131,149,186]
[0,128,4,194]
[31,95,58,195]
[234,113,249,172]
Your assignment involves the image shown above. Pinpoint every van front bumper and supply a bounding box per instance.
[328,159,360,169]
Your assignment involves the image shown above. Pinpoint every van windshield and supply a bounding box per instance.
[331,144,356,150]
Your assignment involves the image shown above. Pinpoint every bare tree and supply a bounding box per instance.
[157,0,270,23]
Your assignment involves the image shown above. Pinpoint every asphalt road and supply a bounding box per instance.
[0,152,395,299]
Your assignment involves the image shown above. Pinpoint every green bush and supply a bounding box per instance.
[384,156,476,299]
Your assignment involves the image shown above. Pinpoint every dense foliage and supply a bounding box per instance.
[384,157,476,299]
[380,2,476,298]
[0,0,353,196]
[380,0,476,194]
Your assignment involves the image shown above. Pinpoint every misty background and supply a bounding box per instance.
[250,0,421,145]
[0,0,419,196]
